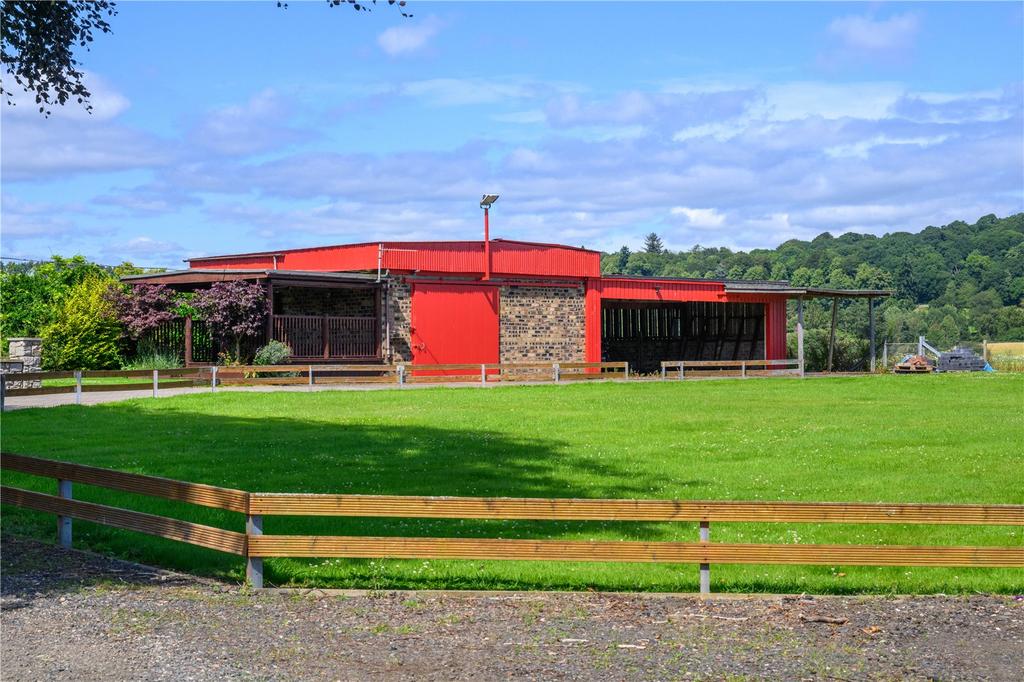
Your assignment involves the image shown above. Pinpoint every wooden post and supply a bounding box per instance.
[184,315,194,366]
[868,297,876,373]
[982,339,988,363]
[152,369,159,398]
[624,362,630,380]
[57,479,72,549]
[246,514,263,589]
[796,298,805,378]
[827,297,838,373]
[266,282,274,349]
[74,370,82,404]
[322,316,329,360]
[699,521,710,596]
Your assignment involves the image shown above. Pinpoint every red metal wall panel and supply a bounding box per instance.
[599,277,725,302]
[764,298,788,360]
[584,278,603,363]
[190,240,600,279]
[410,283,499,369]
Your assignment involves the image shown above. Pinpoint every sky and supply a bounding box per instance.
[1,1,1022,268]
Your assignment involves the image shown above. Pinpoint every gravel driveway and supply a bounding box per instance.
[2,536,1021,681]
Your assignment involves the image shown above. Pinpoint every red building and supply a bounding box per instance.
[126,239,885,373]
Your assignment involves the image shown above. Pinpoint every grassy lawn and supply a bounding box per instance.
[2,374,1022,594]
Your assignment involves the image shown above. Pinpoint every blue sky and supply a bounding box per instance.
[2,1,1022,268]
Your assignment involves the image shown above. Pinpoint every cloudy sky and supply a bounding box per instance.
[2,1,1022,268]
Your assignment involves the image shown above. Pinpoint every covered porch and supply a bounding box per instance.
[123,269,384,364]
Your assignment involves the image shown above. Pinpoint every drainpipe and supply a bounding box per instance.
[377,243,383,282]
[483,207,491,281]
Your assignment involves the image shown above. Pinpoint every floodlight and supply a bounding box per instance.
[480,194,499,208]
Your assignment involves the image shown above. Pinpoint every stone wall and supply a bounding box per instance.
[499,285,585,363]
[274,287,376,317]
[4,337,42,389]
[387,279,412,362]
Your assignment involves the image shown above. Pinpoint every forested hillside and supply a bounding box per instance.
[602,213,1024,350]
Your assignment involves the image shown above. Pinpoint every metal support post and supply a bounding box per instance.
[397,365,405,386]
[883,341,888,370]
[57,479,72,549]
[211,366,218,392]
[553,363,560,382]
[661,365,666,380]
[796,298,805,378]
[741,362,746,379]
[308,365,314,389]
[918,336,924,356]
[827,297,838,373]
[680,363,685,380]
[699,521,710,596]
[152,369,159,398]
[246,514,263,589]
[480,364,487,386]
[74,370,82,404]
[868,297,876,373]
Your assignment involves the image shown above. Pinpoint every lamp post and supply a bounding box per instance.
[480,194,499,280]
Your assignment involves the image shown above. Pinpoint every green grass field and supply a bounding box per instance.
[2,374,1022,594]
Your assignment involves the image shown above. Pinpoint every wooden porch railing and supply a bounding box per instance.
[2,453,1022,594]
[271,315,378,360]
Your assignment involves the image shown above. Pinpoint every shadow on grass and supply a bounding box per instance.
[1,398,712,589]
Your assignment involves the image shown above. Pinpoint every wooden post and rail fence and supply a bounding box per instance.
[1,453,1021,594]
[0,359,816,408]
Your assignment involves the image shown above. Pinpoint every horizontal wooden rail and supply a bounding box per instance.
[0,486,246,555]
[247,493,1024,525]
[247,535,1023,568]
[1,453,249,513]
[661,359,800,369]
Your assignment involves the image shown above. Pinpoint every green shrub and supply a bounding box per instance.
[253,340,291,366]
[122,351,182,370]
[41,276,124,370]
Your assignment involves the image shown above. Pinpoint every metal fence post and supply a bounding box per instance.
[74,370,82,405]
[882,341,888,370]
[624,363,629,380]
[397,365,405,387]
[680,363,685,380]
[741,362,746,379]
[57,479,73,549]
[152,369,159,398]
[553,363,560,382]
[699,521,710,596]
[211,366,218,393]
[481,364,487,386]
[661,365,666,380]
[308,365,314,389]
[246,514,263,589]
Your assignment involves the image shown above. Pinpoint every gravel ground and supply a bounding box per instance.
[2,536,1021,681]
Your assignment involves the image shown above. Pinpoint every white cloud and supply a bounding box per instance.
[399,78,535,106]
[828,13,920,54]
[670,207,726,229]
[377,16,443,57]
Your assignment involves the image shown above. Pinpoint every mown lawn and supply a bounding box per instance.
[2,374,1022,594]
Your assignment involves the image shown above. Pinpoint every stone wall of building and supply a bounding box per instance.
[387,279,412,362]
[499,285,585,363]
[274,287,376,317]
[4,337,42,389]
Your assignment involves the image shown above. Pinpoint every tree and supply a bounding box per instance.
[107,284,178,340]
[41,275,123,369]
[193,281,267,363]
[1,1,117,115]
[643,233,664,254]
[2,0,410,116]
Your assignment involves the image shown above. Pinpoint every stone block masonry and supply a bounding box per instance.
[4,337,42,389]
[387,280,412,363]
[499,285,585,363]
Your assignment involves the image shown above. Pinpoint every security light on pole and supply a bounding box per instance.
[480,194,499,280]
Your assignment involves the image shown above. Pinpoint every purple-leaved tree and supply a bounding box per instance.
[108,284,177,339]
[193,281,267,363]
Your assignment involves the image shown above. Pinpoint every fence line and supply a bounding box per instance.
[2,453,1021,593]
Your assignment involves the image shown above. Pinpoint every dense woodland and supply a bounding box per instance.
[602,214,1024,365]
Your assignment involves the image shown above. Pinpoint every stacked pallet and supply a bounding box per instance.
[893,355,933,374]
